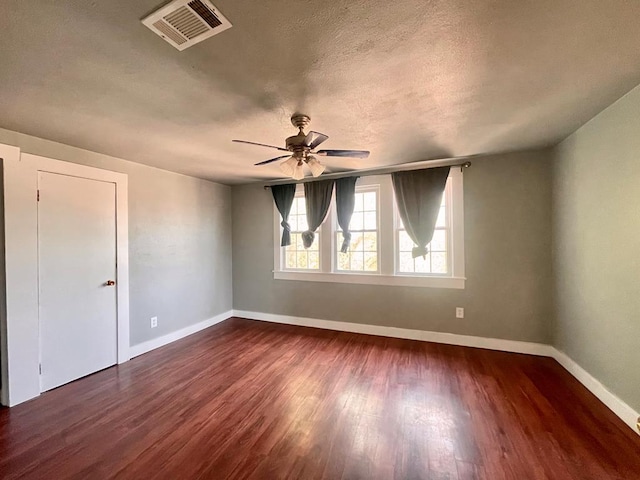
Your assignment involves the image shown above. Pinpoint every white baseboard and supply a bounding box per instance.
[232,310,554,357]
[551,348,639,436]
[129,310,233,358]
[232,309,638,436]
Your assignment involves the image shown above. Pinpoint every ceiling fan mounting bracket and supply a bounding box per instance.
[290,113,311,130]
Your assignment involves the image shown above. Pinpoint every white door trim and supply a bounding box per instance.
[1,146,129,406]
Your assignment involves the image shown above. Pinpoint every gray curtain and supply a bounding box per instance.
[392,166,450,258]
[302,179,335,248]
[335,176,359,253]
[271,183,297,247]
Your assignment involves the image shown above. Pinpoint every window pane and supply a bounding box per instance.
[354,193,364,212]
[414,254,430,273]
[337,252,349,270]
[296,251,308,269]
[283,196,319,271]
[350,232,364,252]
[286,251,297,269]
[363,232,377,251]
[308,251,320,269]
[363,192,376,211]
[364,212,376,230]
[430,230,446,251]
[350,252,364,270]
[334,189,378,273]
[399,252,414,273]
[364,252,377,271]
[395,179,452,277]
[350,211,364,230]
[431,252,447,273]
[399,230,414,251]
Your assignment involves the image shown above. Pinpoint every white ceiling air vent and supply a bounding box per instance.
[142,0,231,51]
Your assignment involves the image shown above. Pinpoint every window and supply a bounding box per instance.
[336,188,379,272]
[274,168,465,289]
[396,185,449,275]
[283,196,320,270]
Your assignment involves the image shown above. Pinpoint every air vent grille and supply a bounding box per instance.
[164,6,209,40]
[152,20,187,45]
[188,0,222,28]
[142,0,232,51]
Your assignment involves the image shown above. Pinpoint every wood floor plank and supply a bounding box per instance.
[1,318,639,479]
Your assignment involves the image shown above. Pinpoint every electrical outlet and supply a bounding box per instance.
[151,316,158,328]
[456,307,464,319]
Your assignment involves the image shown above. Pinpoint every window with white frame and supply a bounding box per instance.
[396,185,449,275]
[336,188,379,273]
[282,195,320,270]
[274,168,465,288]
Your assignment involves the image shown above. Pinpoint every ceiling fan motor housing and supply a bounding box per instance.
[286,133,311,158]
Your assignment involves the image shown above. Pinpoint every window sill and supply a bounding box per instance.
[273,271,465,289]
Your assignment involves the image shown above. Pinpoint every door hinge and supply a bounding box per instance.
[37,190,40,202]
[39,363,42,375]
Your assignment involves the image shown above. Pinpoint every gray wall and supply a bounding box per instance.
[0,128,233,347]
[232,150,553,343]
[552,85,640,412]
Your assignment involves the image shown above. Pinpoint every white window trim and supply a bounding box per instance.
[273,270,466,288]
[273,169,465,289]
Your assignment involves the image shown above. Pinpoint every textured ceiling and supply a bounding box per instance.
[1,0,640,184]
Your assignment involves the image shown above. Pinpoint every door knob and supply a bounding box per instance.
[104,280,116,286]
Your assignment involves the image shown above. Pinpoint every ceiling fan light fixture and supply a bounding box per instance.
[279,156,297,176]
[292,161,305,180]
[306,156,326,177]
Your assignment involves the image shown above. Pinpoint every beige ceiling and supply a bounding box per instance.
[2,0,640,184]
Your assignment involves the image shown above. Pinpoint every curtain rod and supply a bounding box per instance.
[262,156,473,189]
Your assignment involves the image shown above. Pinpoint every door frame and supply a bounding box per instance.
[1,146,129,406]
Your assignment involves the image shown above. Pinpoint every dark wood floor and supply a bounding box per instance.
[1,318,639,479]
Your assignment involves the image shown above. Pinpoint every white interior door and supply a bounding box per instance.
[38,172,118,392]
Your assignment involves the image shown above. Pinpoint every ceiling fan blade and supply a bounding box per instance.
[254,155,291,166]
[305,131,329,150]
[316,149,370,158]
[233,139,289,152]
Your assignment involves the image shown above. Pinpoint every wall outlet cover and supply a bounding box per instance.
[151,316,158,328]
[456,307,464,319]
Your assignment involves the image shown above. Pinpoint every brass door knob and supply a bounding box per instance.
[104,280,116,286]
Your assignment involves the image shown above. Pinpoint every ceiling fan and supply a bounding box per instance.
[233,113,370,180]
